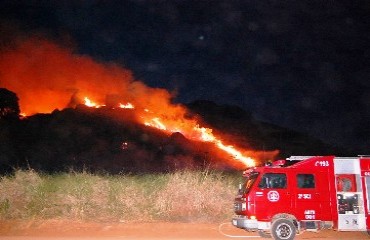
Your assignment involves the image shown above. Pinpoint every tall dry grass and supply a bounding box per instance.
[0,169,241,223]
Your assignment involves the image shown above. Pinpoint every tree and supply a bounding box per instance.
[0,88,20,121]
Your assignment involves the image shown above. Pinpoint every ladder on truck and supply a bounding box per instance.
[286,156,317,161]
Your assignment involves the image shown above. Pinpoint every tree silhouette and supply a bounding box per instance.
[0,88,20,121]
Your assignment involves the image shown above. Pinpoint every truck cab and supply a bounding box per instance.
[232,156,370,240]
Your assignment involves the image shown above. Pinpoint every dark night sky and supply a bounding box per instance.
[1,0,370,152]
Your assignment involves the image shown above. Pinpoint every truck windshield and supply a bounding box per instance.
[240,172,259,194]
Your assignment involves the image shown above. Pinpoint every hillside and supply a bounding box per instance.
[0,100,351,174]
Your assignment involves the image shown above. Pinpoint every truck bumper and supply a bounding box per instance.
[232,215,258,231]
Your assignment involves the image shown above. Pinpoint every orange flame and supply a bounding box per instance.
[145,117,167,130]
[216,141,255,166]
[20,112,27,119]
[119,102,134,109]
[84,97,105,108]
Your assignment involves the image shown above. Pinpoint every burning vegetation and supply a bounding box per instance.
[0,37,280,173]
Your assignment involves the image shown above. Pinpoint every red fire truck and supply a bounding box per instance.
[232,155,370,240]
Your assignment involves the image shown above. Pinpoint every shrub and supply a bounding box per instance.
[0,168,241,222]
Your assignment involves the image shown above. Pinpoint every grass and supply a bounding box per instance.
[0,169,242,223]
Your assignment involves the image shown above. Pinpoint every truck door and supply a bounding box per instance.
[254,172,292,220]
[294,173,322,221]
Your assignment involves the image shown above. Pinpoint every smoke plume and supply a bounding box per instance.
[0,37,179,117]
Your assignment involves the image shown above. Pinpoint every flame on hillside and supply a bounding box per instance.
[83,97,258,167]
[119,102,134,109]
[84,97,104,108]
[0,37,279,168]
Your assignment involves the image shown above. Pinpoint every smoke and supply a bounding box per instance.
[0,36,179,117]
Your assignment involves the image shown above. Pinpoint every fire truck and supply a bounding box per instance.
[232,155,370,240]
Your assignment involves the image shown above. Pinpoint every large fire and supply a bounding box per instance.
[84,96,256,167]
[0,37,278,168]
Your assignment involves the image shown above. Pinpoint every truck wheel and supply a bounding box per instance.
[271,218,296,240]
[258,230,272,238]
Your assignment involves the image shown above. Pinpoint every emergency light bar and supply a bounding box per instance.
[272,159,286,166]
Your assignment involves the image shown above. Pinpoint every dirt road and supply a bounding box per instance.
[0,220,369,239]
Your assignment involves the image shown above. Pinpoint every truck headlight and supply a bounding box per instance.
[242,202,246,211]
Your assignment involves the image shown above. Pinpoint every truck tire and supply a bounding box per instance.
[271,218,296,240]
